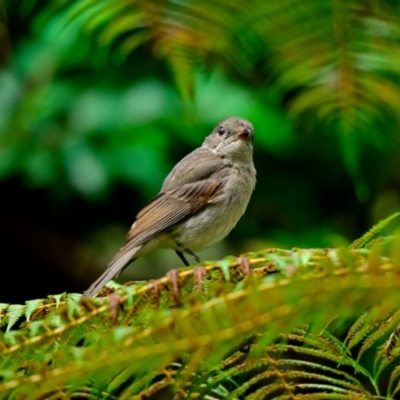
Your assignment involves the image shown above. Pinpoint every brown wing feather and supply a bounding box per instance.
[109,179,223,265]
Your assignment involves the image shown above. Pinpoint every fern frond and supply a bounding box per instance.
[0,243,399,398]
[28,0,400,158]
[350,212,400,249]
[357,311,400,362]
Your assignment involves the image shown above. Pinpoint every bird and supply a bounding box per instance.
[83,117,256,298]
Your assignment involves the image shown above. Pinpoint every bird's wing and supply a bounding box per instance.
[132,178,223,240]
[109,174,226,266]
[109,148,229,267]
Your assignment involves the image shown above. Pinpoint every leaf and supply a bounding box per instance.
[24,299,42,321]
[217,259,231,281]
[350,212,400,249]
[6,304,24,332]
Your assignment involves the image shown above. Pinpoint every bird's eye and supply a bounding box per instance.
[218,126,225,135]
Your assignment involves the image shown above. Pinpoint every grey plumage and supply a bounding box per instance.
[83,117,256,298]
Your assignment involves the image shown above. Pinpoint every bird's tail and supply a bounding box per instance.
[83,246,141,298]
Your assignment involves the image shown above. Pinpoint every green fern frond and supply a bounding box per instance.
[357,311,400,362]
[350,212,400,249]
[0,228,399,398]
[26,0,400,156]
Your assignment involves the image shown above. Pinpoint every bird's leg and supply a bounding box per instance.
[175,250,190,266]
[184,248,202,264]
[194,267,207,292]
[238,257,251,276]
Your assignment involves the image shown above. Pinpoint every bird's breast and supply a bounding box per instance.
[172,164,256,250]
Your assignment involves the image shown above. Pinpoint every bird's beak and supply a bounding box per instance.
[237,128,252,142]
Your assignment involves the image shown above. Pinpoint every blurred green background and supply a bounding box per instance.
[1,0,400,303]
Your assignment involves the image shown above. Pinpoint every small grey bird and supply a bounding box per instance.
[84,117,256,298]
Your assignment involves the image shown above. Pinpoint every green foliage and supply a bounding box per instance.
[28,1,400,168]
[350,212,400,249]
[5,0,400,198]
[0,60,290,199]
[1,218,400,398]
